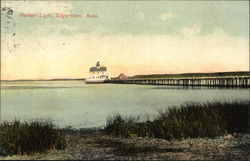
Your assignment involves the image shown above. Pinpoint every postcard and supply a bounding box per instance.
[0,1,249,160]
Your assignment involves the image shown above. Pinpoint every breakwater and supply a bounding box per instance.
[105,76,250,87]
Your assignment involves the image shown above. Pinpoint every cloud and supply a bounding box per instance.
[1,27,248,80]
[1,1,72,14]
[137,12,145,20]
[35,24,80,35]
[160,12,172,21]
[181,26,201,37]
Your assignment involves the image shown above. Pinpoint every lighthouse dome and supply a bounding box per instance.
[89,66,107,72]
[89,61,107,72]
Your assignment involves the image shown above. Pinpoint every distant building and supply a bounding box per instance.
[118,73,128,80]
[86,61,109,83]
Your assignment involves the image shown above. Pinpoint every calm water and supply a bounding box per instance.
[1,80,249,128]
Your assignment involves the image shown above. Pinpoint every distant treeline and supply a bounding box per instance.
[1,78,85,82]
[128,71,250,79]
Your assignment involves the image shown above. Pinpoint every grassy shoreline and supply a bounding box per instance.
[1,100,249,156]
[0,121,66,156]
[104,101,249,140]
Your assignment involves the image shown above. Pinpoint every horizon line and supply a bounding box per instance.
[1,71,249,81]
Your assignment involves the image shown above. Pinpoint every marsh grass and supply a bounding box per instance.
[0,120,66,156]
[104,101,249,140]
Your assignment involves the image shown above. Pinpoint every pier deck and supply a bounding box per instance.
[105,76,250,87]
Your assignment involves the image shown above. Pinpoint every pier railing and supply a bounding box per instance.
[105,76,250,87]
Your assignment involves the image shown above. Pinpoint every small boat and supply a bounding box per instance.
[85,62,109,84]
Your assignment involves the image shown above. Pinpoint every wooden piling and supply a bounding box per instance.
[105,76,250,87]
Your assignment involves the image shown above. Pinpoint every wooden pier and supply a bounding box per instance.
[105,76,250,87]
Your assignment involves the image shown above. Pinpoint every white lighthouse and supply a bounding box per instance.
[85,62,109,83]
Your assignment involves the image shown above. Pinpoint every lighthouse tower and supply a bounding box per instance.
[86,62,109,83]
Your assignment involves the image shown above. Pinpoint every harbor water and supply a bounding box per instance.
[1,80,249,128]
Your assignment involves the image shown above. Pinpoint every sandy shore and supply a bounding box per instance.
[1,129,249,160]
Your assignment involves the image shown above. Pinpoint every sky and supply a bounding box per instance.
[1,1,249,80]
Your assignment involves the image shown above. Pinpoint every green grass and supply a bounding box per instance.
[104,101,249,140]
[0,120,66,156]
